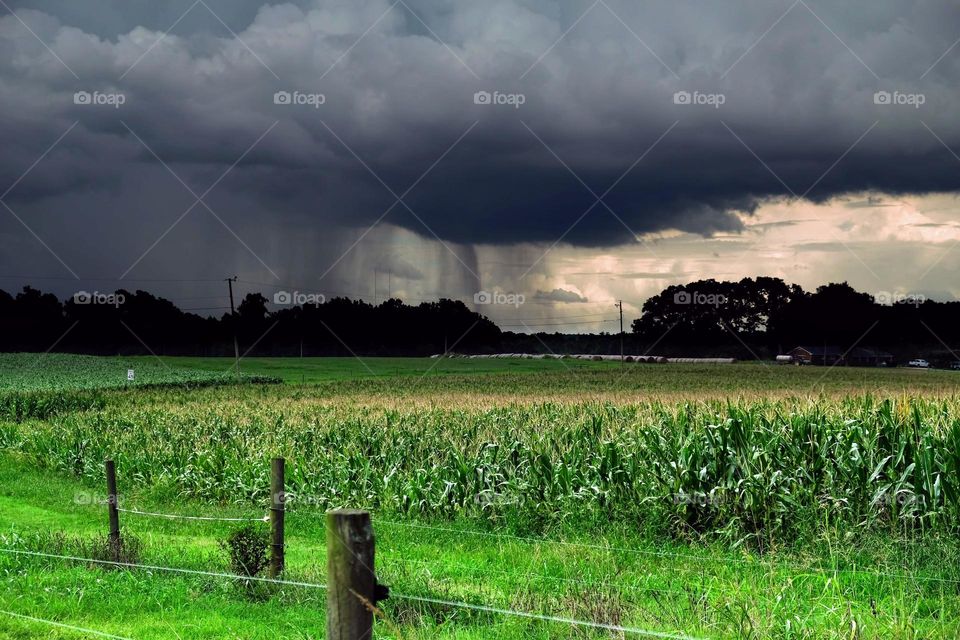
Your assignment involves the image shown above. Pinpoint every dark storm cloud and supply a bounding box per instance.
[747,220,810,231]
[1,0,312,38]
[910,222,960,228]
[533,288,587,303]
[614,271,694,280]
[2,0,959,263]
[845,196,896,209]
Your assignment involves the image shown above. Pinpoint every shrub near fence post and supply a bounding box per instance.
[104,459,121,558]
[326,509,385,640]
[269,457,285,578]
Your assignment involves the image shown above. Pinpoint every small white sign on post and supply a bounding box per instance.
[127,369,135,381]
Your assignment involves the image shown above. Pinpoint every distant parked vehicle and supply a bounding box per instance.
[907,359,930,368]
[950,361,960,371]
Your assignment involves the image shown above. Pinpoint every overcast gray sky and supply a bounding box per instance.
[1,0,958,330]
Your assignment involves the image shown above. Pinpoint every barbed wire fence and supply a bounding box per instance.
[0,458,715,640]
[0,547,705,640]
[1,458,956,639]
[0,608,135,640]
[116,507,268,522]
[370,518,960,585]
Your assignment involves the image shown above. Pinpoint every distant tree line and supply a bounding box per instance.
[0,287,499,356]
[626,277,960,362]
[0,278,957,360]
[514,278,960,362]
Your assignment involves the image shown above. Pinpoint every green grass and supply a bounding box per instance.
[1,454,958,639]
[0,353,280,423]
[0,353,278,392]
[134,355,614,383]
[135,355,960,396]
[2,355,960,638]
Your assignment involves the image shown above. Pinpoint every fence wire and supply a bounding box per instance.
[0,548,326,590]
[375,518,960,585]
[1,547,707,638]
[392,555,698,598]
[0,609,134,640]
[390,592,706,639]
[117,507,268,523]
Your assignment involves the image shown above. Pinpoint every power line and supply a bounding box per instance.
[493,312,617,321]
[0,274,629,330]
[225,276,240,380]
[0,274,624,313]
[0,275,224,283]
[237,279,401,301]
[617,300,624,364]
[499,319,618,327]
[235,279,622,309]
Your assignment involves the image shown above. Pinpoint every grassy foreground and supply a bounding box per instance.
[137,355,960,391]
[1,355,960,638]
[134,355,612,384]
[1,353,279,392]
[2,455,958,639]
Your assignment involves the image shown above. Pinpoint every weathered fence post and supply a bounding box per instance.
[326,509,382,639]
[269,457,285,578]
[104,459,121,558]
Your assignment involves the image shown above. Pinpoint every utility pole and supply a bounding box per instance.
[616,300,624,365]
[226,276,240,379]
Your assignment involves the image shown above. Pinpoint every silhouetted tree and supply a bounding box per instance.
[1,278,958,360]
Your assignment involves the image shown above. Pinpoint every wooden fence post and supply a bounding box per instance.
[269,457,285,578]
[104,460,121,557]
[326,509,378,639]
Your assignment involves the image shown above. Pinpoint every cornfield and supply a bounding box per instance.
[0,353,279,420]
[4,380,960,546]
